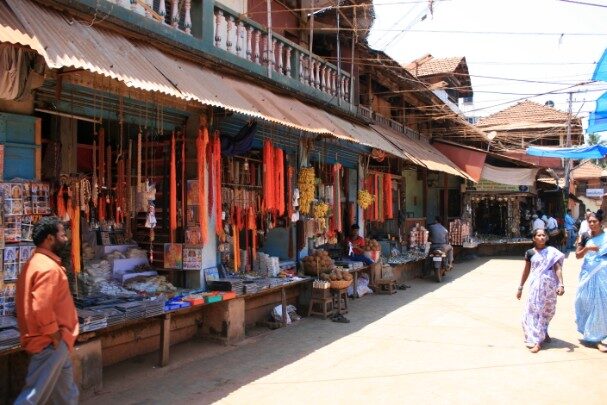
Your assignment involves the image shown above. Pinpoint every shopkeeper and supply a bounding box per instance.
[347,224,373,265]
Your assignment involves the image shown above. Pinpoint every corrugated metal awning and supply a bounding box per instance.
[371,124,474,181]
[2,0,184,99]
[0,0,410,161]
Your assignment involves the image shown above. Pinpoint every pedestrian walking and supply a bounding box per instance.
[517,228,565,353]
[15,216,79,404]
[532,212,545,231]
[564,209,577,250]
[574,211,607,353]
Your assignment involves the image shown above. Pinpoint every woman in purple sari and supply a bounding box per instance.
[517,228,565,353]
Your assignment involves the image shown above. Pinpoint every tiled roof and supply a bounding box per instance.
[476,100,572,128]
[405,54,465,77]
[571,161,607,180]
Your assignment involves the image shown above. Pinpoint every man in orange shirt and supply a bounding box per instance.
[15,216,79,405]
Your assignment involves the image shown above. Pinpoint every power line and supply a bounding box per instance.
[557,0,607,8]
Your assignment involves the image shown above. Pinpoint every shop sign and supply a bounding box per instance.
[586,188,604,198]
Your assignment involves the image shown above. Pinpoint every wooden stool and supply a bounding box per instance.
[332,288,349,315]
[308,298,334,319]
[376,279,397,295]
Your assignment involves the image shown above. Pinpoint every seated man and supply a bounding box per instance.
[429,216,453,269]
[347,224,373,266]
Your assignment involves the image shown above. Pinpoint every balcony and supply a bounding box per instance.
[60,0,352,111]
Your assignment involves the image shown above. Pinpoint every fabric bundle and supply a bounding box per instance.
[169,132,177,241]
[196,128,209,245]
[263,140,275,213]
[333,163,342,233]
[275,148,285,215]
[213,133,223,234]
[383,174,393,219]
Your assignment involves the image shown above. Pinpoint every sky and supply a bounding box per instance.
[367,0,607,132]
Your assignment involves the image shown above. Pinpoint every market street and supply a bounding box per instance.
[83,254,607,405]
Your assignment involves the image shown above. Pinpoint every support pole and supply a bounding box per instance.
[563,92,573,210]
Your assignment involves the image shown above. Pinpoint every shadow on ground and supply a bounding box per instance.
[84,256,501,404]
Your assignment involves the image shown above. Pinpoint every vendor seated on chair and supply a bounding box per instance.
[429,216,454,270]
[347,224,374,266]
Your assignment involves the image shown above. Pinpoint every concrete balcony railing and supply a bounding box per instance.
[212,3,351,103]
[110,0,194,34]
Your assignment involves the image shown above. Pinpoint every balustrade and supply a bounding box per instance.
[213,3,351,102]
[111,1,352,103]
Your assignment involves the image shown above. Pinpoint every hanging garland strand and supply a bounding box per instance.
[196,127,209,245]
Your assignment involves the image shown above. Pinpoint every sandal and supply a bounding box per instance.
[597,343,607,353]
[331,314,350,323]
[529,344,541,353]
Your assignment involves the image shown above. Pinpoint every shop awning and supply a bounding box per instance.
[432,142,486,182]
[527,144,607,160]
[1,0,411,159]
[1,0,185,99]
[481,164,539,186]
[371,124,474,180]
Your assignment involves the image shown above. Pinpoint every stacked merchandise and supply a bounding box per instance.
[91,306,126,326]
[242,280,259,294]
[0,315,19,350]
[408,224,429,249]
[208,278,244,294]
[77,309,108,332]
[449,219,471,246]
[144,297,166,318]
[114,301,147,321]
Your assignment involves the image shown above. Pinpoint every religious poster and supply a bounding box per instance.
[31,183,51,214]
[163,243,183,269]
[0,183,24,216]
[182,246,203,270]
[185,227,202,245]
[3,246,19,282]
[21,216,34,242]
[186,180,199,205]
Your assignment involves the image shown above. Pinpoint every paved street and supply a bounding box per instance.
[85,255,607,404]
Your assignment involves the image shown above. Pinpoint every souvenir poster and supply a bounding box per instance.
[182,246,203,270]
[0,183,23,216]
[186,205,199,226]
[31,183,51,215]
[21,216,34,242]
[22,183,32,215]
[164,243,183,269]
[4,216,21,243]
[3,246,19,282]
[19,245,35,267]
[186,180,199,205]
[203,267,219,284]
[185,227,202,245]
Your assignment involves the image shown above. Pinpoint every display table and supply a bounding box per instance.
[0,277,312,401]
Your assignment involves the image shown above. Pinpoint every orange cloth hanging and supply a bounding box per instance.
[206,134,214,217]
[213,133,223,235]
[374,174,379,221]
[287,166,294,220]
[169,132,177,241]
[246,206,257,261]
[196,128,209,245]
[262,140,275,213]
[56,186,66,220]
[274,147,285,215]
[384,173,393,219]
[70,196,81,274]
[333,163,342,232]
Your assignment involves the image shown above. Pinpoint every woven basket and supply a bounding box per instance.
[330,279,352,290]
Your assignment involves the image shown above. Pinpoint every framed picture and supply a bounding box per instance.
[203,267,219,284]
[21,216,34,242]
[163,243,183,269]
[185,227,202,245]
[186,180,199,205]
[182,246,203,270]
[4,217,21,243]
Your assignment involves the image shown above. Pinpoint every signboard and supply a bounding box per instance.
[586,188,604,198]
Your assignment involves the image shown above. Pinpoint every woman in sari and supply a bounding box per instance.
[517,228,565,353]
[575,211,607,353]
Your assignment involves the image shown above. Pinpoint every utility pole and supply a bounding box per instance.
[563,92,573,211]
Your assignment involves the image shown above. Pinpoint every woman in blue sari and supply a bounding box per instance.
[575,211,607,353]
[517,229,565,353]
